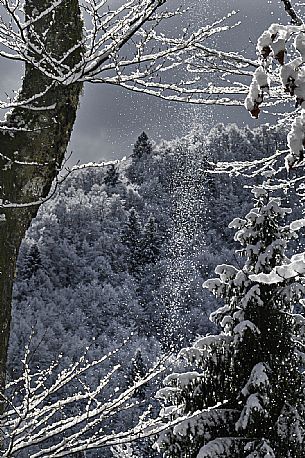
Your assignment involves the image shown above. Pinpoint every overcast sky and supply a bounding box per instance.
[1,1,289,164]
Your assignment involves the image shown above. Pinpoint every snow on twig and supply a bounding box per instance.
[1,343,171,457]
[0,1,255,107]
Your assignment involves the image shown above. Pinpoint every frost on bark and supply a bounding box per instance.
[0,0,83,394]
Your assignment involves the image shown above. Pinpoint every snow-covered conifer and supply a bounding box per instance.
[21,244,42,279]
[154,184,305,457]
[133,133,153,159]
[128,348,148,400]
[122,208,143,274]
[141,216,160,266]
[127,133,154,185]
[104,164,120,187]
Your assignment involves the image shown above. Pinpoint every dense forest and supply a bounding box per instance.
[5,123,292,456]
[3,0,305,456]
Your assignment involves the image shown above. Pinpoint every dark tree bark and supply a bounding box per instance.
[0,0,83,394]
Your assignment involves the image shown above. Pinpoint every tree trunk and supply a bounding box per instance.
[0,0,83,395]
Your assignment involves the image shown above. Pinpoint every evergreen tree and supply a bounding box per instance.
[128,348,147,399]
[133,132,153,159]
[122,208,143,274]
[22,244,42,279]
[104,164,120,187]
[155,185,305,457]
[141,216,160,265]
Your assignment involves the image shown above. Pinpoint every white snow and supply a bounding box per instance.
[250,271,284,284]
[233,320,260,343]
[290,219,305,231]
[287,110,305,167]
[241,363,270,397]
[245,67,269,114]
[250,256,305,284]
[214,264,239,282]
[235,393,266,431]
[197,438,235,457]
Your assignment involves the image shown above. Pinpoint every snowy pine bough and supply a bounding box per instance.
[154,184,305,457]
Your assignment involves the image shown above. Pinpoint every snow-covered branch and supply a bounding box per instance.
[1,343,170,457]
[208,149,287,178]
[0,1,257,108]
[244,2,305,170]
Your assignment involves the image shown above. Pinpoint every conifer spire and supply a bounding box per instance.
[133,132,153,159]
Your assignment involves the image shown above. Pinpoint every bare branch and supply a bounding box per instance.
[1,346,172,457]
[281,0,303,25]
[0,1,257,107]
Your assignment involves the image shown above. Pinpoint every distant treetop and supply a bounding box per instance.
[133,132,153,159]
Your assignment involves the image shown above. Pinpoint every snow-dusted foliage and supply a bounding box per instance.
[10,124,274,373]
[154,184,305,457]
[6,125,287,456]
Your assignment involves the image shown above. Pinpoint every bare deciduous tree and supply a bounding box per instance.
[0,0,83,395]
[0,0,257,394]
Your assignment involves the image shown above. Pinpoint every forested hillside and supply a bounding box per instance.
[7,124,287,456]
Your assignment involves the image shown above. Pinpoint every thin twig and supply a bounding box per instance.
[281,0,303,25]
